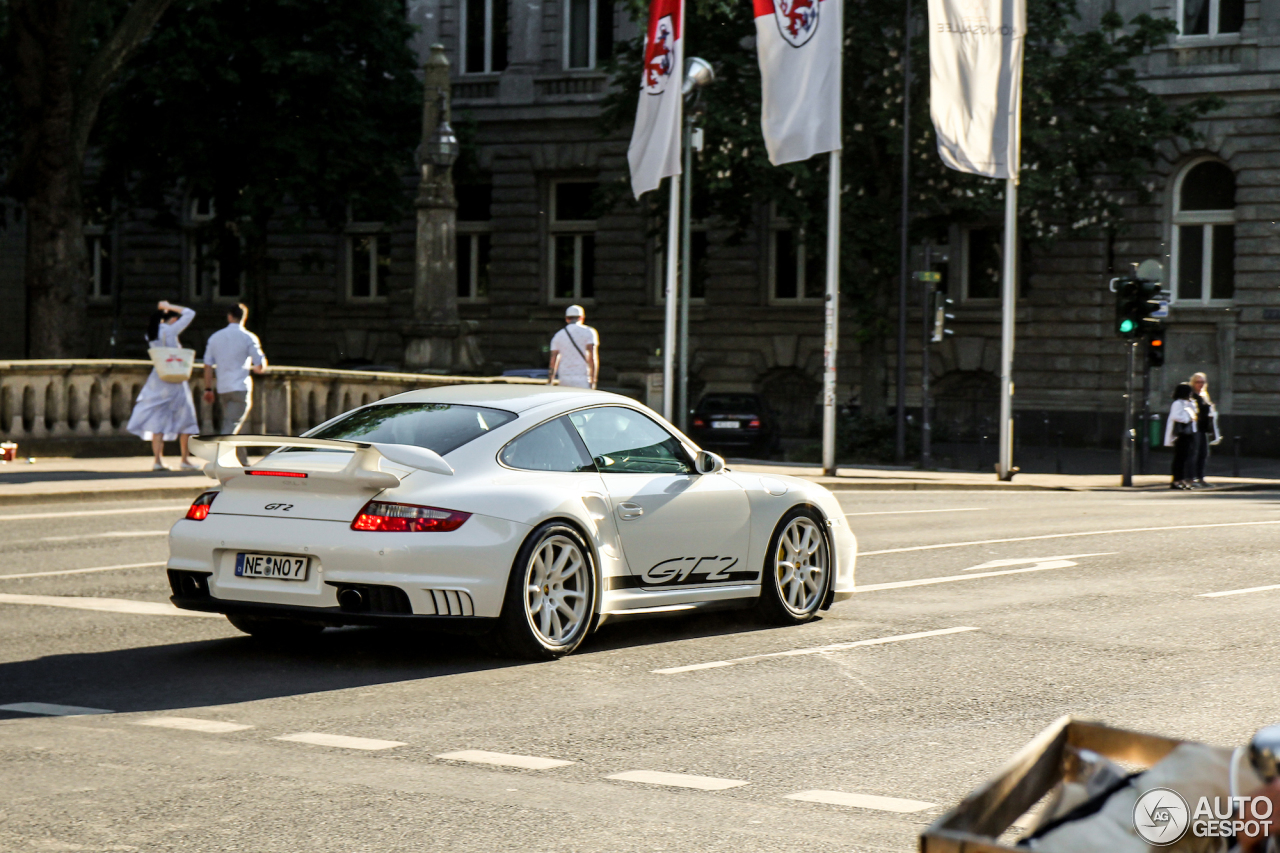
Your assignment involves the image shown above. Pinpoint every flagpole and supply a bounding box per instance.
[821,150,841,476]
[663,174,679,420]
[996,177,1016,479]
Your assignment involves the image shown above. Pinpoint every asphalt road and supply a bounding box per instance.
[2,488,1280,852]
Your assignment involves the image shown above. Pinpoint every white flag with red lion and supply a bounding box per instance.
[628,0,684,198]
[753,0,842,165]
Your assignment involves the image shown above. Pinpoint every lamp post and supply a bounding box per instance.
[677,57,714,433]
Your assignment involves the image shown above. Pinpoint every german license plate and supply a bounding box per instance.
[711,420,740,429]
[235,552,310,581]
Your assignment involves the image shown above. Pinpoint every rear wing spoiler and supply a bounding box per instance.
[189,434,454,489]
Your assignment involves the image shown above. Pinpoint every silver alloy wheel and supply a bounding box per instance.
[524,534,590,646]
[773,516,829,615]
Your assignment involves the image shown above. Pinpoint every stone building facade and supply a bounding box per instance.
[0,0,1275,452]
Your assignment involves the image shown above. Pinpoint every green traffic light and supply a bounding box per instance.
[1119,319,1135,333]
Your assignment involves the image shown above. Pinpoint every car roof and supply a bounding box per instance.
[376,383,638,414]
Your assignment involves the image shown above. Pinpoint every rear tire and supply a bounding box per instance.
[226,614,326,639]
[757,507,831,625]
[490,522,597,660]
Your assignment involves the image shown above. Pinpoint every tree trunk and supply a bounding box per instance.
[25,166,90,359]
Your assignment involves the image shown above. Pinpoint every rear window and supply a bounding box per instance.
[698,395,762,414]
[303,404,517,456]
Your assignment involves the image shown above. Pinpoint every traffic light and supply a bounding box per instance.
[1115,277,1163,339]
[1146,332,1165,367]
[931,292,955,343]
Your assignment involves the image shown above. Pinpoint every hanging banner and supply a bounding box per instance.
[628,0,684,198]
[753,0,843,165]
[927,0,1024,178]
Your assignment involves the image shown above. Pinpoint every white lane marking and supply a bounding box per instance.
[1199,583,1280,599]
[652,627,979,674]
[135,717,253,733]
[961,553,1114,571]
[858,520,1280,556]
[844,508,986,517]
[606,770,748,790]
[0,593,220,618]
[39,531,169,542]
[785,790,936,813]
[436,750,574,770]
[274,732,406,751]
[0,505,188,522]
[0,702,112,716]
[857,566,1078,592]
[0,562,166,581]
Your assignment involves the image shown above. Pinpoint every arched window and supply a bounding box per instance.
[1171,160,1235,303]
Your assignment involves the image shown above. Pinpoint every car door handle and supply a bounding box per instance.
[617,502,643,520]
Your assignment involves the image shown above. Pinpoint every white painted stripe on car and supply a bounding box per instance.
[0,562,166,581]
[0,505,188,521]
[0,593,220,618]
[1199,583,1280,598]
[0,702,113,716]
[858,520,1280,556]
[436,750,574,770]
[843,508,986,517]
[135,717,253,733]
[274,732,406,751]
[652,627,979,674]
[606,770,748,790]
[784,790,936,812]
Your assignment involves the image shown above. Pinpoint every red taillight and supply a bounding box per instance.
[246,470,308,478]
[747,419,761,429]
[351,501,471,532]
[186,491,218,521]
[693,418,706,428]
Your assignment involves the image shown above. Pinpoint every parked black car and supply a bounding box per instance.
[688,393,781,457]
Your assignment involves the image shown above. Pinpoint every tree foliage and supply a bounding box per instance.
[94,0,421,320]
[603,0,1221,336]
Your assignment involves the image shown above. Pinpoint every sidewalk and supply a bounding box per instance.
[2,454,1278,505]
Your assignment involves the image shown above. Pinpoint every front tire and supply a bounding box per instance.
[226,614,325,639]
[757,508,831,625]
[492,522,597,660]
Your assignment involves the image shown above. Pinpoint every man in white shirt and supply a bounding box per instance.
[202,304,267,453]
[548,304,599,389]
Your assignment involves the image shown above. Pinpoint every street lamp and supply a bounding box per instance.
[677,57,714,432]
[416,95,459,181]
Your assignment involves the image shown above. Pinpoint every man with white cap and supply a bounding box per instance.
[548,304,599,389]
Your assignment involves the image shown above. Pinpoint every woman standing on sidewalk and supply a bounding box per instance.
[1164,383,1199,490]
[1188,372,1221,487]
[126,301,201,471]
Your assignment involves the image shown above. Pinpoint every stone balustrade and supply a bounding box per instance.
[0,360,541,443]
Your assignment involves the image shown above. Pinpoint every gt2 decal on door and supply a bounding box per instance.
[641,556,759,587]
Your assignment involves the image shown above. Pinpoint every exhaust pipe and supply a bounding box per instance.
[337,587,365,612]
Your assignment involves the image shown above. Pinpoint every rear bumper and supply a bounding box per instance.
[170,590,497,632]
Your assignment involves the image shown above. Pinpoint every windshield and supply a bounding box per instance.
[300,403,517,455]
[698,395,762,414]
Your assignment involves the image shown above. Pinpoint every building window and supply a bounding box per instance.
[463,0,509,74]
[1180,0,1243,37]
[654,226,709,304]
[345,224,391,300]
[960,226,1004,301]
[1171,159,1235,304]
[457,185,493,301]
[85,225,112,300]
[769,211,824,303]
[549,181,597,303]
[185,195,240,300]
[564,0,614,69]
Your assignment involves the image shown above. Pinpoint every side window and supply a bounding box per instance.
[500,416,596,472]
[568,407,692,474]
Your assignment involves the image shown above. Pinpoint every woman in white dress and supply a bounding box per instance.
[126,300,201,470]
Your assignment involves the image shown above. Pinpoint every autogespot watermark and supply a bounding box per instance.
[1133,787,1274,846]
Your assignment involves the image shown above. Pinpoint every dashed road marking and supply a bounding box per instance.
[0,702,113,716]
[844,508,986,517]
[39,531,169,542]
[785,790,936,812]
[0,593,220,618]
[0,505,188,522]
[0,562,166,581]
[436,750,574,770]
[606,770,748,790]
[961,553,1113,571]
[1199,583,1280,598]
[274,732,406,751]
[135,717,253,733]
[652,627,979,674]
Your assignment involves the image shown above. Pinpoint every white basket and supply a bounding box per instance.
[149,347,196,384]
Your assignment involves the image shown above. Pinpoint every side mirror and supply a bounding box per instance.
[695,450,725,475]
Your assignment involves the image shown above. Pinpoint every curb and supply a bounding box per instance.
[0,485,207,507]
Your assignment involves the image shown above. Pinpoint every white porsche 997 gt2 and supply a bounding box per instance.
[168,385,856,658]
